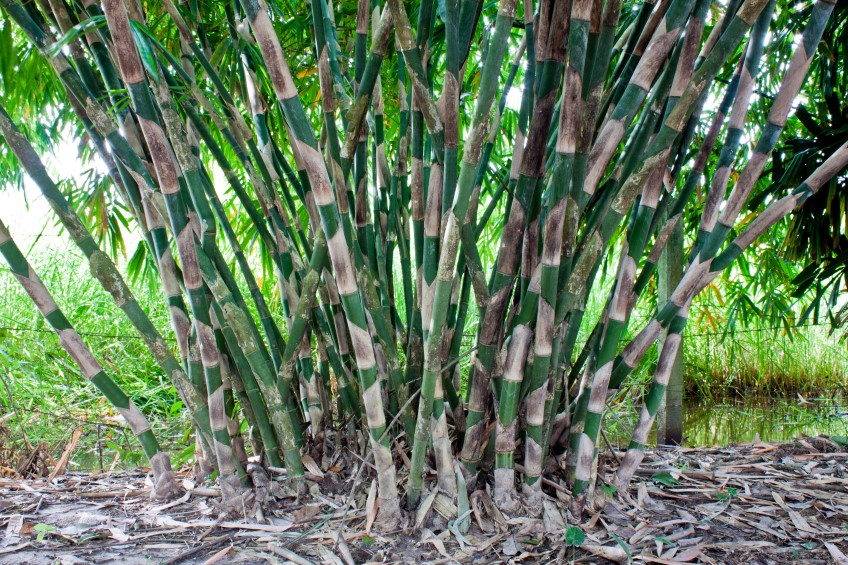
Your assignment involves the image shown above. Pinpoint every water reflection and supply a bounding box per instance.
[56,398,848,471]
[607,395,848,448]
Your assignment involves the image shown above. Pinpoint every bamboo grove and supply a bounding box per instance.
[1,0,847,527]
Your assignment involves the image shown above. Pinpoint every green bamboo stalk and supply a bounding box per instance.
[603,0,667,116]
[239,0,401,527]
[148,1,318,474]
[299,329,324,437]
[567,0,713,497]
[0,99,215,458]
[583,0,696,200]
[406,0,519,507]
[214,321,249,468]
[99,0,247,501]
[692,1,774,257]
[521,0,594,504]
[459,14,535,473]
[559,0,770,364]
[387,0,445,163]
[561,0,770,496]
[493,325,533,510]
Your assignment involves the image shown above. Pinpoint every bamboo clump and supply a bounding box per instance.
[0,0,845,527]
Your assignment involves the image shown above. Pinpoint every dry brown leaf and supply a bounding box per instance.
[825,542,848,565]
[4,514,23,536]
[294,504,322,523]
[788,510,818,537]
[364,478,378,534]
[269,544,316,565]
[147,490,191,515]
[419,528,451,559]
[660,546,678,559]
[108,526,129,542]
[315,546,345,565]
[674,542,705,562]
[502,534,518,556]
[583,543,628,563]
[542,499,565,533]
[415,487,439,529]
[0,543,30,555]
[477,490,507,531]
[302,454,325,479]
[48,427,82,482]
[335,531,356,565]
[200,545,234,565]
[469,490,491,533]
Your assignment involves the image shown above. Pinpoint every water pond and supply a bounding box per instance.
[607,393,848,448]
[57,395,848,471]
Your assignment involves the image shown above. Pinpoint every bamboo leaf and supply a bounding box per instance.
[129,21,161,83]
[48,15,107,57]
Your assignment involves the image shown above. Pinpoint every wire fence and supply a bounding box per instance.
[685,320,839,338]
[0,325,173,341]
[0,320,840,343]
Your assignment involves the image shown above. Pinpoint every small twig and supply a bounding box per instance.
[21,405,129,431]
[162,533,235,565]
[347,449,376,472]
[331,446,373,554]
[97,424,103,473]
[600,428,622,465]
[440,345,479,375]
[514,463,569,494]
[379,389,420,444]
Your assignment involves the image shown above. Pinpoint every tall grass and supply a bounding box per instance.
[684,324,848,397]
[0,240,192,470]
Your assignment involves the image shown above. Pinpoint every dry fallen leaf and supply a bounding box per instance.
[294,504,322,523]
[302,454,325,479]
[415,487,439,529]
[364,478,379,534]
[825,542,848,565]
[419,528,451,559]
[542,499,565,532]
[583,543,628,563]
[502,534,518,556]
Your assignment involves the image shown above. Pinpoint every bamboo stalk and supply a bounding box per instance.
[239,0,401,527]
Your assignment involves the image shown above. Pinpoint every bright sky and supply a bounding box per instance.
[0,134,140,255]
[0,165,70,253]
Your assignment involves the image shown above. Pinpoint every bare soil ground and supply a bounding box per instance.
[1,435,847,564]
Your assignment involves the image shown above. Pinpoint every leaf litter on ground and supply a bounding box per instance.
[0,434,847,563]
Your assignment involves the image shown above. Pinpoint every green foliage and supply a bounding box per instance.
[684,324,848,397]
[716,486,737,500]
[651,472,680,488]
[33,523,55,542]
[747,1,848,334]
[0,245,190,467]
[564,526,585,547]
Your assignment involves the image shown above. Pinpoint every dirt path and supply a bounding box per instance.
[1,436,847,564]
